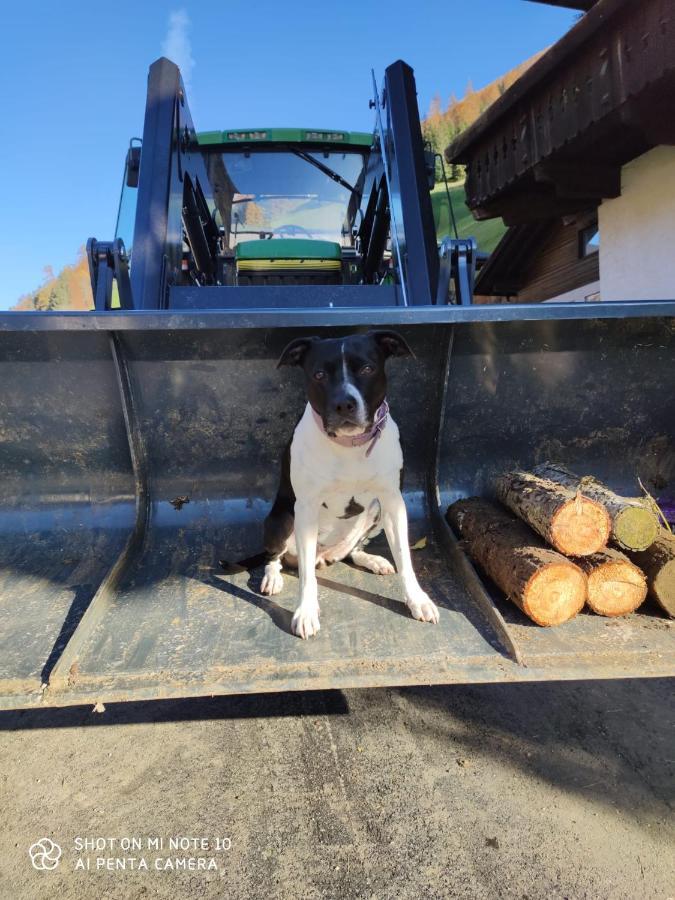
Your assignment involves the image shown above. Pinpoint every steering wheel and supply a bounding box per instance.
[274,224,313,237]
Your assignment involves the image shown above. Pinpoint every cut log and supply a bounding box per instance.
[447,498,587,626]
[533,463,660,552]
[575,549,647,616]
[495,470,610,557]
[624,530,675,618]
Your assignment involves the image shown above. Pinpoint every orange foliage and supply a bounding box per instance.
[12,247,94,311]
[422,51,545,165]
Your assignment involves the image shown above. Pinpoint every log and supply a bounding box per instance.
[447,498,587,626]
[574,549,647,616]
[533,463,660,552]
[624,530,675,618]
[495,470,610,557]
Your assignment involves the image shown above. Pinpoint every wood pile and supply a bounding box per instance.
[446,499,586,626]
[447,463,673,626]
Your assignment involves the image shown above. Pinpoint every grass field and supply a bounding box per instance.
[430,182,506,254]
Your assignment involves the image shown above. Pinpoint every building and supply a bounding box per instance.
[446,0,675,303]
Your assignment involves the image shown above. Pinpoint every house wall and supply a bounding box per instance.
[515,220,599,303]
[599,146,675,302]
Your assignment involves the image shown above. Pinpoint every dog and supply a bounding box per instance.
[260,330,439,639]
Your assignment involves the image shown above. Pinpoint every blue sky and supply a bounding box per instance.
[1,0,576,308]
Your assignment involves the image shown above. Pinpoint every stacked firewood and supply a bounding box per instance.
[447,463,674,627]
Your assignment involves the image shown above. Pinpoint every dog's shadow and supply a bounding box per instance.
[195,567,294,634]
[196,556,415,637]
[316,564,413,620]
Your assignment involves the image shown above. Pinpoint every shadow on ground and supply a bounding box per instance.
[397,678,675,823]
[1,678,672,826]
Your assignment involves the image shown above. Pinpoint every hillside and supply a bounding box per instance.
[422,52,543,252]
[12,248,93,311]
[421,52,542,172]
[430,182,505,254]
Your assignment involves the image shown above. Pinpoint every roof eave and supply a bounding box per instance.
[445,0,633,164]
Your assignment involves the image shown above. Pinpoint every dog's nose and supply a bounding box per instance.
[335,397,356,415]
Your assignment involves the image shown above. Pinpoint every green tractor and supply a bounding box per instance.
[116,128,379,293]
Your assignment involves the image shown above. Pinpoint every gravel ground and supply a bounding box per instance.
[1,678,673,899]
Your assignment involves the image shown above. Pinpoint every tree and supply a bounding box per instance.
[12,247,93,311]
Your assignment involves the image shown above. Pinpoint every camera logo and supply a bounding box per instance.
[29,838,62,871]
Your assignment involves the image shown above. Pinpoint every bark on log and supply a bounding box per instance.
[447,498,587,626]
[495,470,610,557]
[533,463,660,552]
[574,548,647,616]
[624,530,675,618]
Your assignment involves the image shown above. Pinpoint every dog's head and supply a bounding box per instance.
[277,331,413,437]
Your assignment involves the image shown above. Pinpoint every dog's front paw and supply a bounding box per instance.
[405,589,439,624]
[291,604,321,639]
[260,562,284,596]
[351,550,396,575]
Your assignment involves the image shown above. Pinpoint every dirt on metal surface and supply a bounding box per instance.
[1,679,673,899]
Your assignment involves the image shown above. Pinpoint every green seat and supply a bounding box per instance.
[236,239,341,267]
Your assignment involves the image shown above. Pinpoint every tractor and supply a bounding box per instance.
[0,58,672,710]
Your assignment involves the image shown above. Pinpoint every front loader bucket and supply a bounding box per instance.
[0,304,673,709]
[0,330,137,707]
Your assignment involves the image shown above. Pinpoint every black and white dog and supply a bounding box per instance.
[261,330,439,639]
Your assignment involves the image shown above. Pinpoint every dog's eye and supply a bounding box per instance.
[313,370,326,381]
[360,365,374,375]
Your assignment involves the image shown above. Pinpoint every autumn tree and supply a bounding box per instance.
[419,51,544,182]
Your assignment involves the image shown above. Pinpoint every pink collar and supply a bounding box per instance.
[311,400,389,457]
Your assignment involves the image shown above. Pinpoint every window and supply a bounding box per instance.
[579,222,599,257]
[203,149,367,248]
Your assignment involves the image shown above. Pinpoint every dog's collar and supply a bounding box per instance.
[311,400,389,457]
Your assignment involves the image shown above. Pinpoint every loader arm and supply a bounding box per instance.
[99,58,442,310]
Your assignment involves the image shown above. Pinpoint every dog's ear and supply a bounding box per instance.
[276,336,320,368]
[369,330,415,360]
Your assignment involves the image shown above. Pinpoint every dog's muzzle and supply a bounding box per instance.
[313,401,389,456]
[326,417,369,437]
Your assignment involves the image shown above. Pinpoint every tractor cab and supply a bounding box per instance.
[200,130,371,286]
[115,128,389,292]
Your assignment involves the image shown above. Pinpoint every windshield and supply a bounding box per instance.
[204,149,366,248]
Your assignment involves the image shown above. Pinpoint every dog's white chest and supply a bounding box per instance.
[289,403,403,499]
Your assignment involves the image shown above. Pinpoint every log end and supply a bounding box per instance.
[586,559,648,617]
[551,496,611,556]
[613,506,660,552]
[523,563,587,626]
[652,558,675,617]
[625,532,675,617]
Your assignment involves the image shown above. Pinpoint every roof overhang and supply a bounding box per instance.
[446,0,675,224]
[524,0,597,10]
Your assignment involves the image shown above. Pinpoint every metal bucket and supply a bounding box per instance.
[0,303,672,709]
